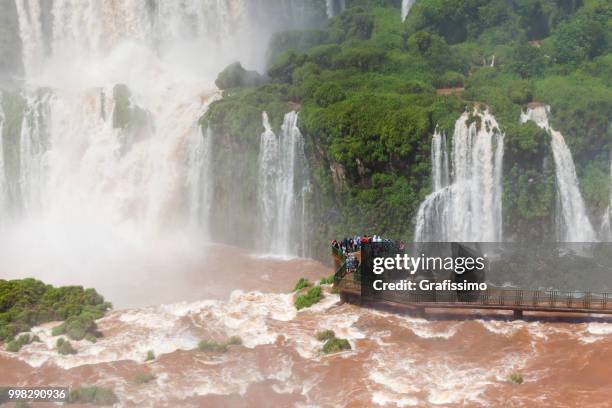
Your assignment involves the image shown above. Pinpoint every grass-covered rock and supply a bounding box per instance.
[0,279,111,343]
[320,275,335,285]
[133,372,156,385]
[68,386,118,406]
[293,277,311,292]
[315,329,335,342]
[507,372,524,385]
[215,62,267,89]
[52,314,99,341]
[5,334,32,352]
[295,286,323,310]
[322,337,352,354]
[56,338,77,355]
[198,336,243,353]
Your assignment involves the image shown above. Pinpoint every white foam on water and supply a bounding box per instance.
[579,322,612,343]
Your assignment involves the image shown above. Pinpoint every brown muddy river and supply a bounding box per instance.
[1,245,612,407]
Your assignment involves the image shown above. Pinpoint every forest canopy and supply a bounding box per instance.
[204,0,611,256]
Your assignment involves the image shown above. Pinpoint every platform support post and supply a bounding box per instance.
[512,309,524,320]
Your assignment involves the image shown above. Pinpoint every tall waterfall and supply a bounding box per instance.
[187,126,214,237]
[0,96,6,224]
[431,128,449,191]
[257,111,309,258]
[326,0,346,18]
[601,156,612,241]
[415,110,505,242]
[401,0,416,21]
[521,106,597,242]
[1,0,297,275]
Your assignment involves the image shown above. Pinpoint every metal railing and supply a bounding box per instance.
[336,276,612,312]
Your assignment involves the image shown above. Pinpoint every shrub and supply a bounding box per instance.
[315,330,335,342]
[198,335,243,352]
[68,386,118,405]
[133,372,156,385]
[6,334,32,352]
[508,372,524,384]
[0,279,111,342]
[322,337,351,354]
[57,338,77,355]
[295,286,323,310]
[6,340,21,352]
[319,275,335,285]
[31,335,41,342]
[145,350,155,362]
[51,324,66,336]
[293,278,311,292]
[215,62,266,89]
[52,315,99,341]
[434,71,465,88]
[198,340,228,353]
[314,83,346,107]
[226,336,243,346]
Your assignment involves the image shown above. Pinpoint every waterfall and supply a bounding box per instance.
[521,105,597,242]
[601,156,612,241]
[14,0,45,78]
[326,0,346,18]
[187,126,214,237]
[0,0,288,277]
[401,0,416,21]
[431,128,449,191]
[257,111,308,258]
[0,96,6,223]
[415,110,505,242]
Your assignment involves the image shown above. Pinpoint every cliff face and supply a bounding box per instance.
[202,0,611,259]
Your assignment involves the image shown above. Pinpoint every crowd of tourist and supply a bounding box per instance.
[331,234,392,255]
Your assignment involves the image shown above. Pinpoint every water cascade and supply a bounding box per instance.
[2,0,303,275]
[0,96,6,224]
[187,126,214,237]
[257,111,309,258]
[601,156,612,241]
[520,106,597,242]
[431,128,449,191]
[326,0,346,18]
[402,0,416,21]
[415,110,504,242]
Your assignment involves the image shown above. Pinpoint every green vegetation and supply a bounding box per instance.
[68,386,118,406]
[203,0,611,252]
[215,62,267,89]
[508,372,524,384]
[145,350,155,362]
[198,336,243,353]
[320,275,335,285]
[315,328,351,353]
[6,333,33,352]
[295,286,323,310]
[322,337,352,354]
[133,372,156,385]
[293,277,311,291]
[56,338,77,355]
[315,329,336,342]
[226,335,243,346]
[0,279,111,343]
[52,314,101,341]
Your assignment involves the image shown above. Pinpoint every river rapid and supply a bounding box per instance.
[2,245,612,408]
